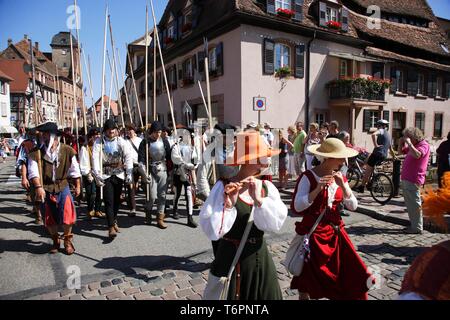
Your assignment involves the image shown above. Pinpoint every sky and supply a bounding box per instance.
[0,0,167,105]
[0,0,449,103]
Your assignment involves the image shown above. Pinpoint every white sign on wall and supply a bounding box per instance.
[253,97,266,111]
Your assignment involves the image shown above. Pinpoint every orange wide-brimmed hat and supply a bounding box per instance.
[225,132,281,166]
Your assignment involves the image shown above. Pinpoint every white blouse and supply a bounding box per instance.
[199,180,288,241]
[293,170,358,213]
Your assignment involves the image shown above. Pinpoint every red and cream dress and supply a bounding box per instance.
[290,170,373,300]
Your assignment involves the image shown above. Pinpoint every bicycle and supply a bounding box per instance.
[346,153,394,205]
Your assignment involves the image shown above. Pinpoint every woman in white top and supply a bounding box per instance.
[303,122,321,170]
[200,131,287,300]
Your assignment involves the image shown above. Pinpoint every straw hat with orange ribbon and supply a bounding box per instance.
[225,131,281,166]
[307,138,358,159]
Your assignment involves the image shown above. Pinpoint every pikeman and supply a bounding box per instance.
[171,126,198,228]
[91,119,134,239]
[124,124,142,217]
[138,121,171,229]
[27,122,81,255]
[79,127,105,219]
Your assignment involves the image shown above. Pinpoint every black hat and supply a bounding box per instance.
[149,121,163,133]
[126,123,137,132]
[35,122,61,136]
[214,123,237,134]
[103,119,118,132]
[88,127,100,138]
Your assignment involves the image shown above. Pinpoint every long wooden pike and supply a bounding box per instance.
[197,80,210,119]
[145,5,150,204]
[149,0,177,136]
[126,43,144,128]
[107,56,114,119]
[116,47,133,125]
[108,14,125,129]
[53,68,61,127]
[81,48,97,127]
[69,30,80,153]
[107,57,114,119]
[99,5,108,200]
[107,48,124,127]
[74,0,87,135]
[87,55,98,127]
[153,24,156,122]
[84,52,98,127]
[203,37,216,184]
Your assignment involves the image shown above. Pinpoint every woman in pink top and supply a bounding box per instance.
[398,127,430,234]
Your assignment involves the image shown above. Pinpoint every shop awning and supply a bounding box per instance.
[328,51,389,63]
[0,126,18,134]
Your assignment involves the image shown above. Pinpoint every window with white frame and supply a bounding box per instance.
[436,77,443,97]
[275,0,291,10]
[275,43,290,71]
[209,47,217,71]
[167,24,175,39]
[415,112,425,133]
[0,81,5,95]
[418,73,425,95]
[315,113,326,126]
[1,102,7,117]
[339,60,348,78]
[326,7,339,22]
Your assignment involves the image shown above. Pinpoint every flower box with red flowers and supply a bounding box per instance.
[182,23,192,33]
[164,37,174,45]
[276,8,295,19]
[326,20,342,30]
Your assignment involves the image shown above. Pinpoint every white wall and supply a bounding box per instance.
[0,80,11,127]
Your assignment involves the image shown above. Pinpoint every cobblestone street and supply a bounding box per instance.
[28,218,450,301]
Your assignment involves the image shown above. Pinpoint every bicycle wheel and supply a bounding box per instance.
[370,173,394,205]
[346,168,361,190]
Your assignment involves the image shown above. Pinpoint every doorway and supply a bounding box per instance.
[392,111,406,150]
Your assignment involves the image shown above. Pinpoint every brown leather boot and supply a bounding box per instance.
[50,234,60,254]
[157,213,168,229]
[108,227,117,238]
[63,234,75,255]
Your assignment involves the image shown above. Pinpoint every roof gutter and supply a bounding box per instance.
[305,30,316,129]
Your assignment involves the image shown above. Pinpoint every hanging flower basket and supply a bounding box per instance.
[326,20,342,30]
[275,66,292,78]
[276,8,295,19]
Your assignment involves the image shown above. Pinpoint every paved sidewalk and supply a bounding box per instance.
[27,218,450,300]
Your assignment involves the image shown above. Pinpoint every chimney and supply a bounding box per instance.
[7,38,12,46]
[24,34,28,40]
[35,42,39,50]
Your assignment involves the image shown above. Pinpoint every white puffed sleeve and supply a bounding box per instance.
[342,183,358,211]
[199,181,237,241]
[294,174,314,212]
[79,146,91,176]
[253,181,288,233]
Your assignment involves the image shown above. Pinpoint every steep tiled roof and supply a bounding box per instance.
[0,67,14,82]
[351,11,449,57]
[0,59,30,93]
[94,95,118,116]
[236,0,360,38]
[347,0,435,21]
[366,47,450,72]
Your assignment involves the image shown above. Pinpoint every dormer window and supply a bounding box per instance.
[319,1,349,32]
[326,7,338,23]
[275,0,291,10]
